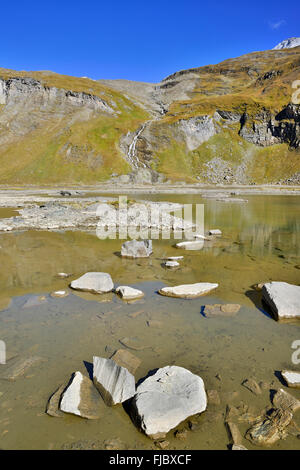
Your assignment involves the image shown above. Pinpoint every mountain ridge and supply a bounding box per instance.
[0,44,299,185]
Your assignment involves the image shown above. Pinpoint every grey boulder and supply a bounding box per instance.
[70,272,114,294]
[93,356,136,406]
[130,365,207,438]
[121,239,152,258]
[262,282,300,320]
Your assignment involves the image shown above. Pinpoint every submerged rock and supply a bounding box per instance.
[60,371,103,419]
[209,229,222,236]
[93,356,136,406]
[262,282,300,320]
[246,407,293,446]
[272,388,300,413]
[281,370,300,389]
[130,365,207,438]
[70,272,114,294]
[242,378,262,396]
[115,286,144,300]
[158,282,218,299]
[121,239,152,258]
[110,349,141,375]
[50,290,69,298]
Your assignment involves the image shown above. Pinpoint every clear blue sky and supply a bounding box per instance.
[1,0,299,83]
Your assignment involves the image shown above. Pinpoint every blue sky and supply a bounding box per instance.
[1,0,299,82]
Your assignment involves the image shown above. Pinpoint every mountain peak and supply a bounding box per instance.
[273,37,300,50]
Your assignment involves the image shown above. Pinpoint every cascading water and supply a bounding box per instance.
[127,123,147,169]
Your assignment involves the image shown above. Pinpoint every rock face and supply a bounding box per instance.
[93,356,136,406]
[158,282,218,299]
[70,272,114,294]
[262,282,300,320]
[121,240,153,258]
[281,370,300,389]
[115,286,144,300]
[130,366,207,438]
[60,371,103,419]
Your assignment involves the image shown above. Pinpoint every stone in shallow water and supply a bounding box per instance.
[242,378,262,396]
[262,282,300,320]
[70,272,114,294]
[121,239,152,258]
[209,229,222,236]
[119,337,150,351]
[60,371,103,419]
[46,385,65,417]
[93,356,136,406]
[158,283,218,299]
[50,290,69,298]
[0,356,43,381]
[115,286,144,300]
[130,365,207,438]
[281,370,300,389]
[245,408,293,446]
[204,304,240,317]
[164,261,180,268]
[272,388,300,412]
[175,240,204,250]
[110,349,141,375]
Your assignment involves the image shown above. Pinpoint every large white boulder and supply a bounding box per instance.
[262,282,300,320]
[70,272,114,294]
[130,366,207,438]
[158,282,218,299]
[121,240,152,258]
[60,371,103,419]
[93,356,136,406]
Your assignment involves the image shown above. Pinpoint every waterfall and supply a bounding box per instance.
[127,124,147,168]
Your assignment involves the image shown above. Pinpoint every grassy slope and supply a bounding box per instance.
[0,70,149,184]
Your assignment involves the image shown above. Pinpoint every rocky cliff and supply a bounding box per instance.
[0,45,299,185]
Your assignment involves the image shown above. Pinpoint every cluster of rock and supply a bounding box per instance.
[46,356,207,439]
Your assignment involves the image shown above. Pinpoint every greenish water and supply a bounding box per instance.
[0,194,299,450]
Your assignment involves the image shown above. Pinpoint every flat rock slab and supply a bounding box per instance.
[204,304,240,317]
[110,349,141,375]
[246,408,293,446]
[46,384,66,417]
[158,283,218,299]
[60,371,103,419]
[0,356,43,381]
[121,240,152,258]
[175,241,204,250]
[209,229,222,236]
[262,282,300,320]
[130,365,207,438]
[93,356,136,406]
[115,286,144,300]
[281,370,300,389]
[70,272,114,294]
[272,388,300,413]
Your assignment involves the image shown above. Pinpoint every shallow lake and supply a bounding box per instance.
[0,194,299,450]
